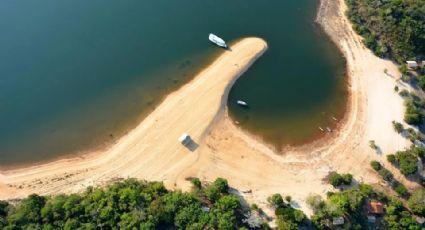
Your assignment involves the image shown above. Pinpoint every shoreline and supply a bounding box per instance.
[0,0,418,215]
[0,37,269,198]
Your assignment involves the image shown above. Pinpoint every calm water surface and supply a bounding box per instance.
[0,0,346,166]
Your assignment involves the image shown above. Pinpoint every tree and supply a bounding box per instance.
[408,188,425,216]
[387,154,397,164]
[306,194,323,212]
[0,201,9,228]
[411,146,425,158]
[328,171,352,187]
[370,161,382,171]
[205,185,220,203]
[213,178,229,194]
[8,194,46,227]
[190,178,202,191]
[392,121,404,133]
[419,75,425,90]
[285,195,292,203]
[393,183,408,197]
[0,179,298,229]
[346,0,425,64]
[395,150,418,176]
[267,194,284,208]
[369,140,378,149]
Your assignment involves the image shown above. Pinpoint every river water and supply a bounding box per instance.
[0,0,346,166]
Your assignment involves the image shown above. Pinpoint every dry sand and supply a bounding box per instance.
[0,0,420,216]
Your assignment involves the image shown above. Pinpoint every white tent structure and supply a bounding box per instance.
[406,61,418,68]
[178,133,191,145]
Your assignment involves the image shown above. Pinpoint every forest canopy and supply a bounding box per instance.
[346,0,425,63]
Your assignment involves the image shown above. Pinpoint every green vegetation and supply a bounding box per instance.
[396,91,425,127]
[267,194,306,230]
[370,160,382,171]
[370,161,411,197]
[392,121,404,133]
[392,182,409,197]
[384,196,420,229]
[0,178,309,230]
[327,171,353,187]
[404,98,424,125]
[267,194,284,208]
[419,75,425,90]
[0,178,275,229]
[369,140,378,150]
[346,0,425,63]
[371,161,394,182]
[408,188,425,216]
[406,128,421,142]
[387,146,420,176]
[308,184,421,229]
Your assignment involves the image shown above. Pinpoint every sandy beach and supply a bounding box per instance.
[0,0,421,216]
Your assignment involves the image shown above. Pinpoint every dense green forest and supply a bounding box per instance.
[346,0,425,63]
[0,178,306,230]
[1,177,424,229]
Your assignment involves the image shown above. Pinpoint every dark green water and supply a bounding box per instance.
[0,0,346,166]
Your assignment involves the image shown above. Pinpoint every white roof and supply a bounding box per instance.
[178,133,189,142]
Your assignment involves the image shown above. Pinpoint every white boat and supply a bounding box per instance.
[237,100,248,106]
[209,33,227,48]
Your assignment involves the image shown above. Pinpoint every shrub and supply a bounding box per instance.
[411,146,425,158]
[378,168,394,182]
[408,188,425,216]
[392,121,404,133]
[190,178,202,190]
[393,183,408,197]
[395,151,418,176]
[399,89,410,97]
[328,172,352,187]
[387,154,397,164]
[213,178,229,194]
[369,140,378,149]
[370,161,382,171]
[404,99,423,125]
[419,75,425,90]
[267,194,284,208]
[406,128,419,142]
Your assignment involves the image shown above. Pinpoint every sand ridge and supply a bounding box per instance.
[0,0,421,215]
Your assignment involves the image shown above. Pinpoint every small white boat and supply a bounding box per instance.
[209,33,227,48]
[326,127,332,132]
[237,100,248,106]
[319,127,325,132]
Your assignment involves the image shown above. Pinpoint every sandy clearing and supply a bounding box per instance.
[0,0,421,216]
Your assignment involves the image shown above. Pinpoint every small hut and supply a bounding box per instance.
[332,217,344,226]
[178,133,191,146]
[406,61,418,68]
[367,201,384,215]
[367,215,376,223]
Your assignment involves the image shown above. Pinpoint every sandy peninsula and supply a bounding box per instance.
[0,0,421,216]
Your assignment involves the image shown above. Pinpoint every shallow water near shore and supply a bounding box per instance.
[0,0,346,166]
